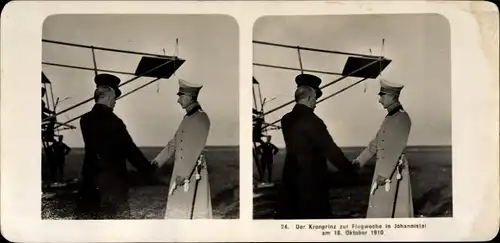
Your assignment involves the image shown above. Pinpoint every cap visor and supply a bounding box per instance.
[315,89,323,99]
[114,88,122,98]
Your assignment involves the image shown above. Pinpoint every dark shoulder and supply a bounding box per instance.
[79,111,91,125]
[281,112,292,124]
[282,110,292,119]
[308,112,326,127]
[111,113,126,128]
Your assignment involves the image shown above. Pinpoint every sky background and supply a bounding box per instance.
[42,14,239,147]
[253,14,451,147]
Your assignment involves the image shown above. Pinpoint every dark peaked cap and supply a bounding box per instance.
[295,73,323,99]
[94,73,122,98]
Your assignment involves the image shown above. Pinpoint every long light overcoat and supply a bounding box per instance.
[154,106,212,219]
[356,105,413,218]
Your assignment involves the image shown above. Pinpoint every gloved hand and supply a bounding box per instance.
[169,176,187,195]
[183,179,190,192]
[376,175,388,186]
[168,181,177,195]
[175,176,185,185]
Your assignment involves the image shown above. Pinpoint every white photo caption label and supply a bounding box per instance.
[279,223,427,236]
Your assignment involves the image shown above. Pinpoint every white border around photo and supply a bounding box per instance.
[1,1,498,242]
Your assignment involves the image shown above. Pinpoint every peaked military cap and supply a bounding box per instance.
[94,73,122,98]
[177,79,203,96]
[295,73,323,99]
[378,78,404,96]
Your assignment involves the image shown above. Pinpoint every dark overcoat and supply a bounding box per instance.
[275,104,359,219]
[76,104,157,219]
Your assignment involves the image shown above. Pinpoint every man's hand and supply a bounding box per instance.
[376,175,387,186]
[175,175,186,185]
[151,159,160,168]
[169,176,187,195]
[352,160,361,169]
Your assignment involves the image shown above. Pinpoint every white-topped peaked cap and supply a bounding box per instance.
[177,79,203,96]
[378,78,404,96]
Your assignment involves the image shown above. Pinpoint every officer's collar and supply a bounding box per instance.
[387,102,403,116]
[186,103,202,116]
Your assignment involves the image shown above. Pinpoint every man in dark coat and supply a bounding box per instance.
[275,74,360,219]
[75,73,159,219]
[257,135,279,183]
[42,87,56,143]
[48,135,71,184]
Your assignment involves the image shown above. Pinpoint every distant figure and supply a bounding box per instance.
[253,111,265,145]
[151,79,212,219]
[275,74,359,219]
[257,135,279,183]
[48,135,71,184]
[42,87,56,143]
[76,73,159,219]
[252,110,266,180]
[352,79,413,218]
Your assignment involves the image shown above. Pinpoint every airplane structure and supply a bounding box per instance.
[41,38,185,186]
[252,39,391,183]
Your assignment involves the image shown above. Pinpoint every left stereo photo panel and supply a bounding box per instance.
[41,14,240,220]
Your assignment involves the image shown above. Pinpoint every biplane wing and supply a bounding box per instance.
[252,39,391,126]
[41,38,186,130]
[135,56,185,79]
[342,56,392,79]
[252,39,391,182]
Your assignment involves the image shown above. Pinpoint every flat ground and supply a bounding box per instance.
[42,146,240,219]
[253,146,453,219]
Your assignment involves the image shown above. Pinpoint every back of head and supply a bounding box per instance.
[294,85,316,104]
[94,85,116,104]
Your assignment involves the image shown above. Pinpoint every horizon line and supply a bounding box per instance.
[62,145,452,149]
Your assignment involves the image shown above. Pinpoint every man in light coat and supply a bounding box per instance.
[352,79,413,218]
[152,79,212,219]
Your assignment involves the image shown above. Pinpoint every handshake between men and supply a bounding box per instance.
[351,159,389,189]
[274,73,413,219]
